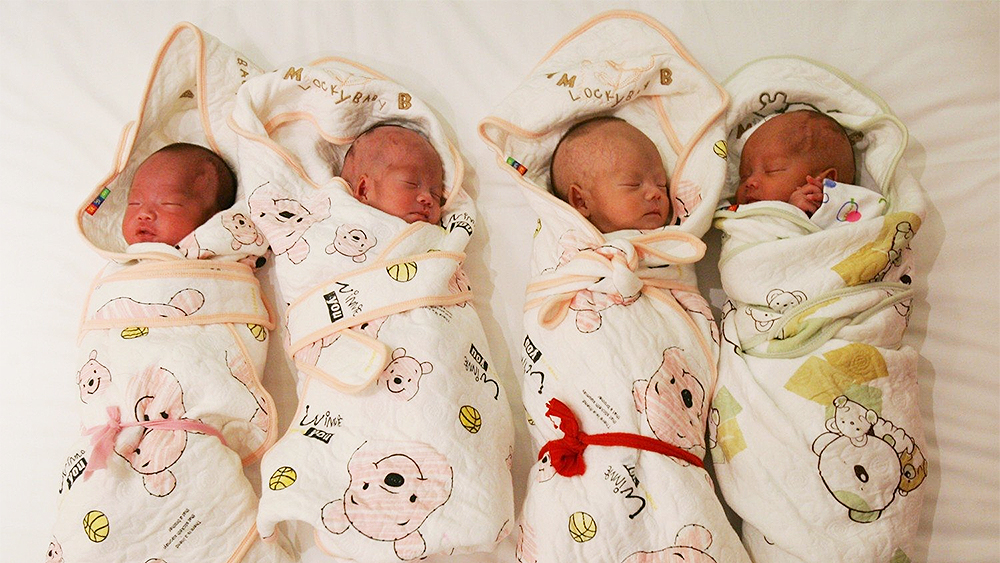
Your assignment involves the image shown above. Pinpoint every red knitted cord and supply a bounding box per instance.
[538,398,704,477]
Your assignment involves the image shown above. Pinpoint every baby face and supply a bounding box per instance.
[350,128,445,225]
[562,121,669,232]
[123,150,222,246]
[736,111,845,206]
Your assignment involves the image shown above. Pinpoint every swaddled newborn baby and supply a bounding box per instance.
[552,116,670,232]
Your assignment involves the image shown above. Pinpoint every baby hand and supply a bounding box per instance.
[790,178,824,215]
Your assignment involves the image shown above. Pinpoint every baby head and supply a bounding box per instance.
[341,124,445,225]
[550,116,670,233]
[122,143,236,246]
[736,110,855,205]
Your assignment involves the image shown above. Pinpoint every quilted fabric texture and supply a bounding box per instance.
[51,24,291,563]
[230,57,514,561]
[711,56,928,562]
[481,12,750,563]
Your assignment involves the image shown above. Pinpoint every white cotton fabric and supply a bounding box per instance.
[481,11,750,563]
[711,56,928,563]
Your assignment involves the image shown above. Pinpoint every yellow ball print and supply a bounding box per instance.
[269,466,297,490]
[713,140,728,159]
[120,326,149,339]
[568,511,597,543]
[83,510,110,543]
[459,405,482,434]
[247,323,267,342]
[387,261,418,283]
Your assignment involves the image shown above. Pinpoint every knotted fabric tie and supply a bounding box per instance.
[538,398,704,477]
[82,406,227,479]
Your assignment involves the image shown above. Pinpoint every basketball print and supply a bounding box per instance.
[459,405,482,433]
[568,511,597,543]
[82,510,109,543]
[269,466,297,490]
[387,261,418,282]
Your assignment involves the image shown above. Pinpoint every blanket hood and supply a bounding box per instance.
[722,56,926,217]
[479,10,730,242]
[77,23,267,263]
[228,56,467,227]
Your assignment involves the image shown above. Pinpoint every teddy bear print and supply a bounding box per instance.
[633,348,707,455]
[77,350,112,404]
[247,184,331,265]
[766,288,807,313]
[327,223,377,262]
[812,396,927,522]
[44,539,63,563]
[222,211,265,251]
[535,451,556,483]
[671,289,719,345]
[377,348,433,401]
[826,395,878,446]
[114,367,193,497]
[93,288,205,321]
[321,440,453,560]
[620,524,717,563]
[174,233,215,259]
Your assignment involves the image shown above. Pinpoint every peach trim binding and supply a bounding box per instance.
[478,9,731,235]
[77,23,224,263]
[226,323,281,466]
[227,523,261,563]
[233,56,465,205]
[80,260,274,331]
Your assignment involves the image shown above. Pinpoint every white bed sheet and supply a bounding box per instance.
[1,1,997,561]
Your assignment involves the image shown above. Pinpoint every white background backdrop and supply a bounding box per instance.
[2,1,997,561]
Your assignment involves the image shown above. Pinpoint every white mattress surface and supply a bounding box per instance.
[1,2,997,561]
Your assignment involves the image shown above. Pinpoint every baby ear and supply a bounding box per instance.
[354,175,370,201]
[818,167,838,182]
[566,184,590,216]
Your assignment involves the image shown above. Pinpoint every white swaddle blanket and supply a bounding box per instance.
[710,56,927,562]
[51,24,291,563]
[480,11,749,563]
[229,57,514,562]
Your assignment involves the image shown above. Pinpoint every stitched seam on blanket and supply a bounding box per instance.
[737,283,914,358]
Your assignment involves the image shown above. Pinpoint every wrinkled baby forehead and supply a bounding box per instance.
[349,124,442,165]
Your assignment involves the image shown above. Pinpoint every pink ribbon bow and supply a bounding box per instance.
[82,406,227,480]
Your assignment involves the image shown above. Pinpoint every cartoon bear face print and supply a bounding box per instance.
[766,288,806,313]
[321,440,453,560]
[77,350,111,403]
[826,396,877,445]
[222,211,265,250]
[114,367,189,497]
[378,348,432,401]
[812,431,901,523]
[247,185,331,264]
[620,524,717,563]
[327,224,377,262]
[633,348,706,452]
[535,451,556,483]
[45,539,63,563]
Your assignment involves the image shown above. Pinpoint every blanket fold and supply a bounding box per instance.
[51,23,290,563]
[481,11,749,563]
[710,56,927,563]
[230,55,514,562]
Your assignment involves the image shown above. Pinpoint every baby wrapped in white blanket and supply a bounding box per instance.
[710,57,927,562]
[229,57,514,561]
[480,12,750,563]
[50,24,291,563]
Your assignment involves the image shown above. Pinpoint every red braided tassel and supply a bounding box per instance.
[538,398,704,478]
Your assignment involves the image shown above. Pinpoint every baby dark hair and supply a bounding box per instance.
[549,115,627,200]
[151,142,237,211]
